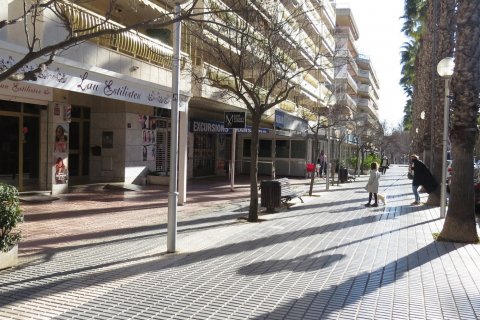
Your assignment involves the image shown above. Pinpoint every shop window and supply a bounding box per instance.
[243,139,251,157]
[23,104,42,114]
[154,118,171,174]
[276,140,289,158]
[71,106,82,118]
[0,100,19,112]
[258,140,272,157]
[291,140,306,158]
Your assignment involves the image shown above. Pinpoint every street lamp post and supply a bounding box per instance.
[167,0,189,253]
[437,57,455,219]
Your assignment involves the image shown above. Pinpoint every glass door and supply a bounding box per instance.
[193,133,215,177]
[22,115,40,190]
[0,116,19,188]
[0,101,41,191]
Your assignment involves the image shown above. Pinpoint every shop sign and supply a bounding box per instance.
[191,119,269,134]
[224,112,246,128]
[0,51,187,110]
[0,80,52,101]
[275,110,308,136]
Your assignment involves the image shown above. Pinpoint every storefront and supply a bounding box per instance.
[0,46,189,194]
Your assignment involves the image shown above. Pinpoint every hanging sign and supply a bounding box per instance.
[224,112,246,129]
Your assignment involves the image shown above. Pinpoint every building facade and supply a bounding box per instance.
[334,7,381,165]
[0,0,380,197]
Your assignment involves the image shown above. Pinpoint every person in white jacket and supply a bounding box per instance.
[365,162,381,207]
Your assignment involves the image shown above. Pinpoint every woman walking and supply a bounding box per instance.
[365,162,381,207]
[409,154,437,205]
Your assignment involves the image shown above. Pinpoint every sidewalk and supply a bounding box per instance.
[1,165,480,319]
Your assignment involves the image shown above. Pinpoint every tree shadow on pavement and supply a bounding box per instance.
[251,241,467,319]
[237,253,344,276]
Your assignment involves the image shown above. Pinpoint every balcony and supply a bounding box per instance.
[357,69,370,81]
[356,98,379,120]
[357,84,370,95]
[320,0,337,29]
[58,2,188,70]
[336,71,358,94]
[336,93,357,113]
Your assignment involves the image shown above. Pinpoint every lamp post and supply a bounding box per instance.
[437,57,455,219]
[167,0,189,253]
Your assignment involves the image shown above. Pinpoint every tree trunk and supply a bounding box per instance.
[427,0,456,206]
[248,114,261,222]
[309,135,320,196]
[439,0,479,243]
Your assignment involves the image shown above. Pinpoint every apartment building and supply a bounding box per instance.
[190,0,337,178]
[334,7,381,161]
[0,0,190,195]
[0,0,340,195]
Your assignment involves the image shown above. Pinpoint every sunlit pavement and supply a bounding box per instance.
[1,166,480,319]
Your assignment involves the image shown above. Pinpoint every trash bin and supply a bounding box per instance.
[339,168,348,183]
[261,180,281,213]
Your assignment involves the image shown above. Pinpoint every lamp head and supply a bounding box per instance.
[437,57,455,78]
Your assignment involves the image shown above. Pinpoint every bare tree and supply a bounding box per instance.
[189,0,331,221]
[384,125,410,164]
[350,114,378,175]
[301,88,351,196]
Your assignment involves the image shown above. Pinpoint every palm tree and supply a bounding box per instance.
[400,0,425,133]
[425,0,455,206]
[439,1,480,243]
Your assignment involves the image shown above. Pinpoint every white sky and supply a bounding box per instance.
[337,0,409,129]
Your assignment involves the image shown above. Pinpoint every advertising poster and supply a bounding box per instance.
[53,124,69,185]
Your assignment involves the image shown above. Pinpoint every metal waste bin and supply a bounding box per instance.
[339,168,348,183]
[261,180,281,212]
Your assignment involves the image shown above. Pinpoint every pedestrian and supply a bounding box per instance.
[364,162,381,207]
[317,150,326,178]
[380,156,389,174]
[315,150,326,178]
[409,154,438,205]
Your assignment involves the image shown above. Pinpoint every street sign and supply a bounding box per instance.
[224,112,246,128]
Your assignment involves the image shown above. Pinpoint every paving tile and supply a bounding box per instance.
[1,167,480,319]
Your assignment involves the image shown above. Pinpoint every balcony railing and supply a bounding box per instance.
[58,2,186,69]
[358,84,370,94]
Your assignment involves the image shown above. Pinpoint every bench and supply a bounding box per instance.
[276,178,304,206]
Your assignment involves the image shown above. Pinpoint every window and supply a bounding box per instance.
[243,139,251,157]
[258,140,272,157]
[276,140,289,158]
[291,140,306,158]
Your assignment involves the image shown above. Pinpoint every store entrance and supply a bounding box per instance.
[193,133,215,177]
[0,101,40,191]
[68,106,90,184]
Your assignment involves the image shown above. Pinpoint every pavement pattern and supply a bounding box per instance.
[1,165,480,319]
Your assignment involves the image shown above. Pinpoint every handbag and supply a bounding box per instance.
[407,171,413,180]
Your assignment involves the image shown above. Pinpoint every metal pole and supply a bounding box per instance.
[440,78,450,218]
[326,127,330,190]
[230,128,236,191]
[167,3,181,253]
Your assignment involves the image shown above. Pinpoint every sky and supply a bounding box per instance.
[336,0,409,129]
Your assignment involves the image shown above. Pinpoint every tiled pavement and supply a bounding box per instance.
[2,166,480,319]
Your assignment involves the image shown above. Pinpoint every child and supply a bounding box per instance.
[365,162,381,207]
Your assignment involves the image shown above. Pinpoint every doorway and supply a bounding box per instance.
[0,101,41,191]
[193,133,215,177]
[68,106,90,184]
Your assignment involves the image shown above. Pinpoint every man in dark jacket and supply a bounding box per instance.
[410,154,438,205]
